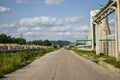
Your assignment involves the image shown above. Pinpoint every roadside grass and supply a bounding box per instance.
[67,48,120,68]
[0,48,56,77]
[104,56,120,68]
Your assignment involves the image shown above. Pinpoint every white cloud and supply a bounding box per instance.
[0,23,16,28]
[24,32,34,36]
[31,27,42,31]
[0,16,88,41]
[65,16,82,23]
[57,31,71,36]
[17,27,28,32]
[64,31,71,35]
[0,6,10,12]
[73,25,89,31]
[50,26,71,31]
[16,0,64,5]
[44,0,64,5]
[19,16,62,26]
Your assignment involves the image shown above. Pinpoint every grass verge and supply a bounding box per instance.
[67,48,120,68]
[0,48,56,77]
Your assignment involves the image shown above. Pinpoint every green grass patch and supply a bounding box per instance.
[104,56,120,68]
[68,48,120,69]
[0,48,55,77]
[74,49,96,57]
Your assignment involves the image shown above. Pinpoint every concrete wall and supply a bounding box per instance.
[99,41,116,57]
[0,44,48,51]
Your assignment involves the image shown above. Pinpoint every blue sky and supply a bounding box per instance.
[0,0,113,41]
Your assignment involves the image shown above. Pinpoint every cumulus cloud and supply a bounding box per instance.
[0,16,88,41]
[44,0,64,5]
[24,32,34,36]
[57,31,71,36]
[0,6,10,12]
[16,0,64,5]
[17,27,28,32]
[73,25,89,32]
[31,27,42,31]
[0,23,16,28]
[19,16,63,27]
[50,26,71,31]
[65,16,82,23]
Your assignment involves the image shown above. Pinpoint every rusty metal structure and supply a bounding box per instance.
[92,0,120,60]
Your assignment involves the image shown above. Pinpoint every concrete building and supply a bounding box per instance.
[88,10,111,54]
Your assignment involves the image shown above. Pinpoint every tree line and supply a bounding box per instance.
[30,40,51,46]
[0,34,51,46]
[0,34,26,44]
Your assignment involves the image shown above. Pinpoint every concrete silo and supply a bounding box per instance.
[88,9,111,54]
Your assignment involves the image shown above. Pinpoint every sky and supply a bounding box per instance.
[0,0,114,42]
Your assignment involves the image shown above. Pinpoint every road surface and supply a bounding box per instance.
[1,48,120,80]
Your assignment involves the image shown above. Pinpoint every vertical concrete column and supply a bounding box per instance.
[115,10,119,60]
[95,23,100,55]
[24,45,27,49]
[90,10,99,51]
[7,44,11,50]
[115,0,120,60]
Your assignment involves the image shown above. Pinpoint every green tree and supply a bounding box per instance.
[16,38,26,44]
[43,40,51,46]
[32,40,51,46]
[0,34,8,43]
[0,34,26,44]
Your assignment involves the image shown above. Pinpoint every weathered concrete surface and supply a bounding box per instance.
[1,48,120,80]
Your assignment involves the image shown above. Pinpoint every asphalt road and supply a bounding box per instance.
[1,48,120,80]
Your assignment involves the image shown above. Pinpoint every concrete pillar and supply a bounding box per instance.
[7,44,11,50]
[115,0,120,60]
[24,46,27,49]
[96,23,100,55]
[97,18,110,55]
[7,46,11,50]
[89,10,99,51]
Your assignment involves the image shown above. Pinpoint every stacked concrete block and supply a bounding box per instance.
[108,41,116,57]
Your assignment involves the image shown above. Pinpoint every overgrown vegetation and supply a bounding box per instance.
[67,48,120,68]
[0,48,55,77]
